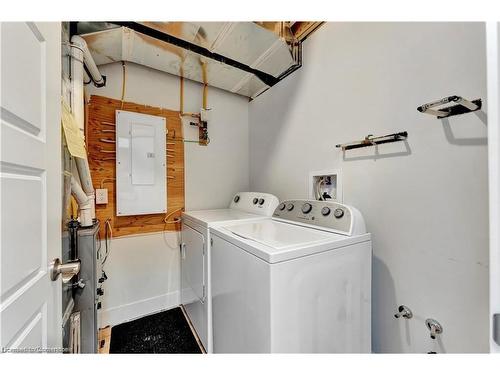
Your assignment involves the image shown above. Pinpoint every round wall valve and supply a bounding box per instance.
[425,318,443,340]
[394,305,413,319]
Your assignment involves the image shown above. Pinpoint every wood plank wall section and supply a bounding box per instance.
[87,95,184,237]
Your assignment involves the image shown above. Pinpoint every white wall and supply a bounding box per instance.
[87,62,249,325]
[249,23,489,353]
[487,22,500,352]
[98,232,180,327]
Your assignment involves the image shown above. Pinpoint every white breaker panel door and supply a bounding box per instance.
[115,110,167,216]
[0,22,62,352]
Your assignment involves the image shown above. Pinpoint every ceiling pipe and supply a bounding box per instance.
[70,35,106,87]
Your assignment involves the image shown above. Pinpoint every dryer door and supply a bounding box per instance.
[181,224,206,304]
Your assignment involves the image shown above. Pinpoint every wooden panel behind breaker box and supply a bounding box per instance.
[87,95,184,237]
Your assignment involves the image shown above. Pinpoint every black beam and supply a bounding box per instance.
[69,21,78,38]
[111,22,280,87]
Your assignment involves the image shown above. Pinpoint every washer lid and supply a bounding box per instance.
[226,220,338,250]
[213,219,371,263]
[182,209,262,228]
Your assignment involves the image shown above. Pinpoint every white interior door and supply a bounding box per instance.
[1,22,62,352]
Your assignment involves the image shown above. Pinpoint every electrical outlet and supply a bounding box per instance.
[95,188,108,204]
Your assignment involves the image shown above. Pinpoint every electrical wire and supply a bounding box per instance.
[98,148,115,154]
[96,230,102,253]
[162,207,183,248]
[120,61,127,110]
[179,74,184,114]
[100,178,115,189]
[99,138,115,143]
[164,207,183,225]
[102,218,112,266]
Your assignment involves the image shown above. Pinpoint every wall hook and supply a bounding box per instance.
[425,318,443,339]
[394,305,413,319]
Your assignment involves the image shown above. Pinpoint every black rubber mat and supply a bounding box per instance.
[109,307,202,354]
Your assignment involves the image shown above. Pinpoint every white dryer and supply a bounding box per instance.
[181,192,279,352]
[210,199,372,353]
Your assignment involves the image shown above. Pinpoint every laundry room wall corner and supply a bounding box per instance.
[248,22,489,353]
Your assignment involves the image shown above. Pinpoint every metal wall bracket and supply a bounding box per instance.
[417,95,482,119]
[336,131,408,151]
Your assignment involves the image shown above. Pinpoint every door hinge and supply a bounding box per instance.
[210,238,213,246]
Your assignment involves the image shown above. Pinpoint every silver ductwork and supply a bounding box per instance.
[78,22,301,99]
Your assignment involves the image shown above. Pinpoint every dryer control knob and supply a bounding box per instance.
[301,203,313,214]
[286,203,295,211]
[259,198,265,205]
[234,195,240,203]
[321,207,331,216]
[278,203,286,211]
[334,208,344,218]
[253,198,259,204]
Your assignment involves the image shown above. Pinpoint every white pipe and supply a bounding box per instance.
[70,176,93,227]
[75,158,96,219]
[70,35,101,221]
[70,37,85,134]
[70,35,105,87]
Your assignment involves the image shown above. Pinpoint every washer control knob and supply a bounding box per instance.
[321,207,331,216]
[278,203,286,211]
[286,203,295,211]
[259,198,265,205]
[334,208,344,219]
[253,198,259,205]
[234,195,240,203]
[301,203,313,214]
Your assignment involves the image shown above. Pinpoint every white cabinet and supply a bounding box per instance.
[116,110,167,216]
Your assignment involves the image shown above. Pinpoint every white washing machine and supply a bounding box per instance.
[181,192,279,352]
[210,199,372,353]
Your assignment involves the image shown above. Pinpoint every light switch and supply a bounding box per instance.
[95,188,108,204]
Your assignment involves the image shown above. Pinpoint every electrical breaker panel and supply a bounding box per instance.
[116,110,167,216]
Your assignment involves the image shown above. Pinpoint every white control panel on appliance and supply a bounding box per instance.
[229,192,280,216]
[272,199,366,236]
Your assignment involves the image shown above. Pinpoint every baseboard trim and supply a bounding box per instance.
[99,291,180,327]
